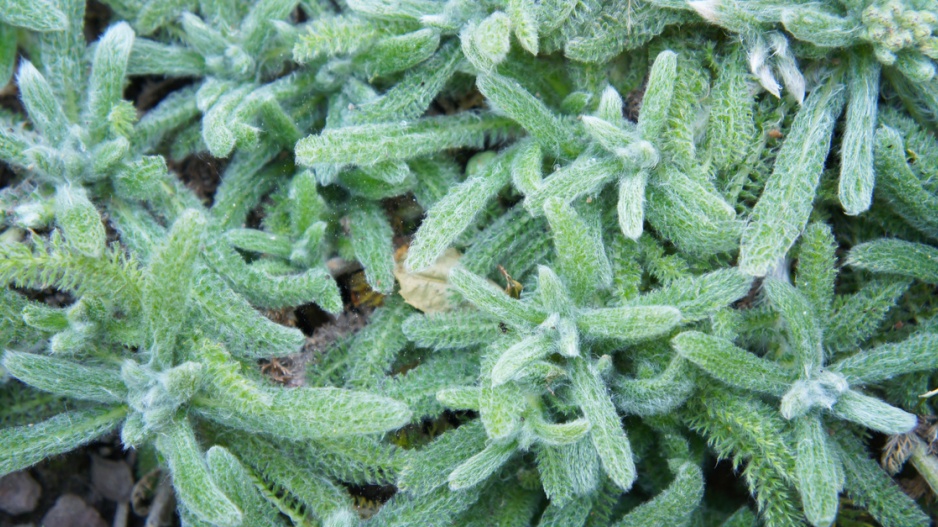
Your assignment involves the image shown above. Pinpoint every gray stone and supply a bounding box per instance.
[91,455,133,502]
[41,494,107,527]
[0,471,41,515]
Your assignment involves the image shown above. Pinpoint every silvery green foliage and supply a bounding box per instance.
[847,238,938,284]
[654,0,938,80]
[0,0,66,85]
[123,0,309,158]
[739,76,847,277]
[206,163,344,313]
[0,209,411,526]
[0,6,198,227]
[612,460,704,527]
[839,50,880,215]
[399,231,746,507]
[674,244,937,526]
[406,150,514,272]
[2,0,938,526]
[651,0,938,217]
[870,123,938,239]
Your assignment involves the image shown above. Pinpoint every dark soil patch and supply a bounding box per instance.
[127,76,198,113]
[167,154,227,206]
[84,1,113,43]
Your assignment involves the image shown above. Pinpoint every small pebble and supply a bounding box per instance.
[91,455,133,502]
[0,471,41,515]
[41,494,107,527]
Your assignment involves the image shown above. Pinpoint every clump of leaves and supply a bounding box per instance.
[0,209,410,526]
[2,0,938,526]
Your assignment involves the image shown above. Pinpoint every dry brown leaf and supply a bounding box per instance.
[393,246,461,314]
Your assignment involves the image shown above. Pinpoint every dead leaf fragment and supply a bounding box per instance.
[393,246,461,314]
